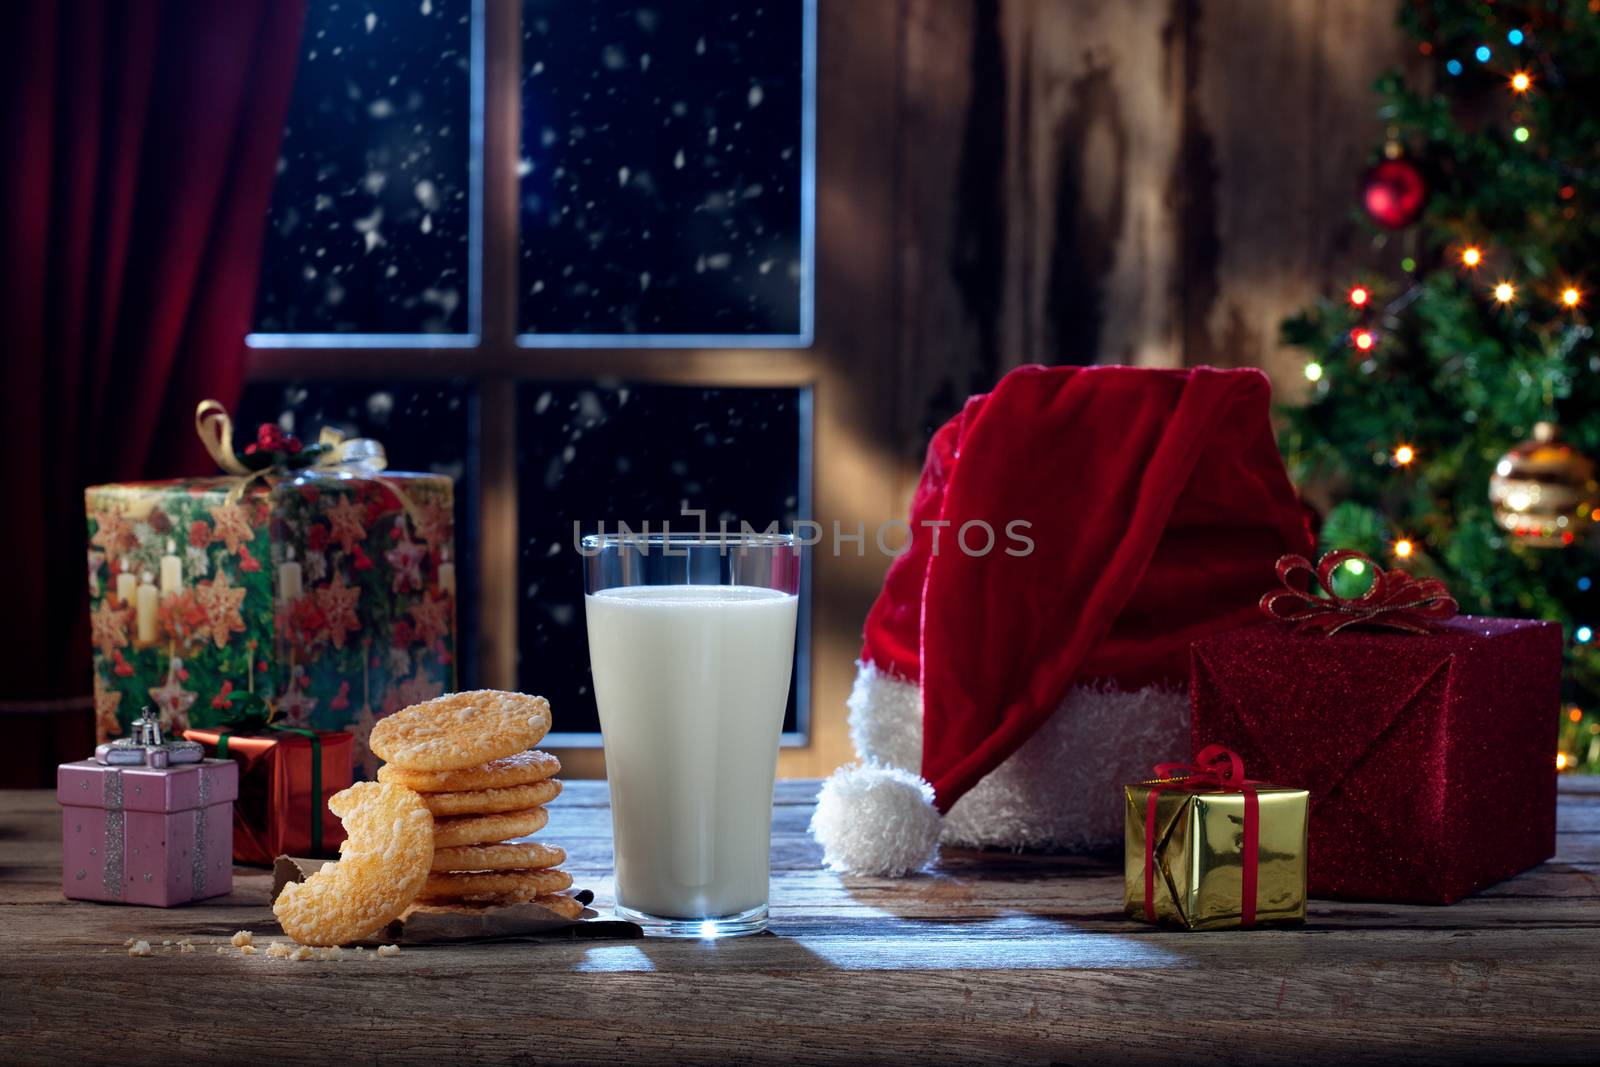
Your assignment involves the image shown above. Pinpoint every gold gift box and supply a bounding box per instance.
[1124,778,1309,930]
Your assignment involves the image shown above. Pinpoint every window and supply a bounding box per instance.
[513,382,810,739]
[247,0,817,751]
[253,0,479,338]
[518,0,810,342]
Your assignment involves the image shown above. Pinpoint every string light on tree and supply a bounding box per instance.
[1281,2,1600,771]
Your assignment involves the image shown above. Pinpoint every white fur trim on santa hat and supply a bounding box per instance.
[846,659,923,771]
[815,660,1190,872]
[809,763,943,877]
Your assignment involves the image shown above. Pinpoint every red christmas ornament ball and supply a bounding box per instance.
[1361,158,1428,229]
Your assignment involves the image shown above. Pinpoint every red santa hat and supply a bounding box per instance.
[810,364,1313,875]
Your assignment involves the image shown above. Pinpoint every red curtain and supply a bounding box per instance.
[0,0,305,777]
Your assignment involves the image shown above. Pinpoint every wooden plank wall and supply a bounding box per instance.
[888,0,1415,496]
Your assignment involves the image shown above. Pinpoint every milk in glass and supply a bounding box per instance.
[584,585,798,919]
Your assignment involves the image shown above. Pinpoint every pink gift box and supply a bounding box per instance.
[58,758,238,906]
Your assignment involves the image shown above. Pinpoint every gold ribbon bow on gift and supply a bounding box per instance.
[193,399,420,525]
[196,399,387,476]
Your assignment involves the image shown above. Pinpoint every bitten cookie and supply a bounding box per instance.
[432,806,549,848]
[419,779,563,817]
[272,782,434,946]
[431,841,566,872]
[379,749,562,793]
[370,691,552,771]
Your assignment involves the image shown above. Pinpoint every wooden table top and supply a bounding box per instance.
[4,777,1598,1065]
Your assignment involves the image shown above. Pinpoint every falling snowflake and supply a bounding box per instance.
[255,0,470,334]
[518,0,805,336]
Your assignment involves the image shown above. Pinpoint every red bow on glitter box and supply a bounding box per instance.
[1143,745,1263,927]
[1258,550,1458,636]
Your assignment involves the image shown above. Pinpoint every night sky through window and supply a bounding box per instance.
[254,0,474,335]
[519,2,807,338]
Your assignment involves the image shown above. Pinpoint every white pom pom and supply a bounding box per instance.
[809,763,942,877]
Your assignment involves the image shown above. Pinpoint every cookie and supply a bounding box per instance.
[273,782,434,947]
[432,806,549,848]
[379,749,561,793]
[407,893,584,921]
[419,868,573,901]
[369,691,552,772]
[418,779,562,817]
[431,841,566,873]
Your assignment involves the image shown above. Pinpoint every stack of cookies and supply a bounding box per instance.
[371,690,580,920]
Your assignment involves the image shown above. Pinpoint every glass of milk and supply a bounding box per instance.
[582,532,801,937]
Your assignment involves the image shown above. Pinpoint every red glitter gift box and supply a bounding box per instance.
[1190,616,1561,903]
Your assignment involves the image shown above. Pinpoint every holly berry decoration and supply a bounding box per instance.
[237,423,330,472]
[243,423,303,457]
[1361,158,1428,229]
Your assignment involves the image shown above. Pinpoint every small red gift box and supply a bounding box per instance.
[1190,615,1561,903]
[184,727,351,865]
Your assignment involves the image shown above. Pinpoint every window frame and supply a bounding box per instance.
[245,0,882,779]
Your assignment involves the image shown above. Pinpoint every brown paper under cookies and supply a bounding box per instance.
[271,855,639,944]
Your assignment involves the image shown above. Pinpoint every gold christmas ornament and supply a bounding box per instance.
[1487,422,1599,547]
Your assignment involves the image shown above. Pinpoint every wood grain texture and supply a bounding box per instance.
[4,779,1598,1065]
[891,0,1411,458]
[1180,0,1413,399]
[894,0,1183,489]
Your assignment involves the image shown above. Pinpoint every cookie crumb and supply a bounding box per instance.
[128,940,152,957]
[323,946,344,961]
[123,938,135,947]
[161,939,172,946]
[289,945,314,962]
[216,947,229,955]
[239,944,257,956]
[377,944,400,958]
[266,941,292,958]
[179,943,196,954]
[230,930,253,948]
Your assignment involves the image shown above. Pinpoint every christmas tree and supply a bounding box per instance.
[1279,0,1600,770]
